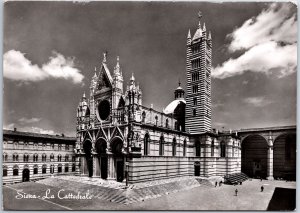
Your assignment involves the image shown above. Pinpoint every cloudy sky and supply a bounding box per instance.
[3,1,297,136]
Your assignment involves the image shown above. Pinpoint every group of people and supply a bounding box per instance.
[235,185,265,196]
[215,181,222,187]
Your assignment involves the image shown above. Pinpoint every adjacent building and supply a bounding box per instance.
[2,129,76,184]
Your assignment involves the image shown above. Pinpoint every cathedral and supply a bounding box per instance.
[75,17,242,183]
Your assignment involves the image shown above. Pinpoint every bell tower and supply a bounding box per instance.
[185,12,212,134]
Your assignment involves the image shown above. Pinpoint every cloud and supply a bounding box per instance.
[18,117,41,125]
[212,3,297,79]
[243,96,272,107]
[228,3,296,51]
[213,41,296,79]
[3,50,84,84]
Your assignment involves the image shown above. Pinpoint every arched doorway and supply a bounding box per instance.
[95,138,108,179]
[111,137,124,182]
[241,135,268,178]
[273,134,296,180]
[83,139,93,177]
[22,168,30,182]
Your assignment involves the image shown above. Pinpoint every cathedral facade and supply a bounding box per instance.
[75,18,242,184]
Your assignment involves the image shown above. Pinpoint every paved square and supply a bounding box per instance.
[3,178,296,210]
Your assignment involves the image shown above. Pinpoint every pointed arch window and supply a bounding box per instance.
[220,141,226,157]
[142,111,146,123]
[42,153,47,162]
[159,136,164,156]
[33,153,38,162]
[196,141,201,157]
[3,153,8,162]
[172,138,177,156]
[166,119,169,128]
[144,133,150,156]
[211,139,215,157]
[183,139,187,157]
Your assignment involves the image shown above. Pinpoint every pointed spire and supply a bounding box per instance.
[116,56,120,68]
[102,52,107,63]
[198,20,201,29]
[208,31,212,40]
[203,22,206,31]
[187,29,191,39]
[82,91,86,100]
[130,73,135,82]
[93,67,97,78]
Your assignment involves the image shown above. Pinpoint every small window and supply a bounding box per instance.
[58,165,62,173]
[193,109,197,117]
[13,168,19,176]
[34,167,38,174]
[72,164,76,172]
[42,165,47,174]
[193,97,197,106]
[3,167,8,177]
[65,165,69,173]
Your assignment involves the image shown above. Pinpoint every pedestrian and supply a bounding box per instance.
[215,181,217,187]
[260,177,262,182]
[235,189,238,196]
[261,185,264,192]
[240,181,242,185]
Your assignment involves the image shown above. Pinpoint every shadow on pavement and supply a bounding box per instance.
[267,187,296,211]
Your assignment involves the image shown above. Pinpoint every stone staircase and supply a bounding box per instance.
[37,176,214,205]
[224,172,248,185]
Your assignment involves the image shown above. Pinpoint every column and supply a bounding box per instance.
[267,146,274,180]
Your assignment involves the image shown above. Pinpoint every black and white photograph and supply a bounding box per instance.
[2,1,297,211]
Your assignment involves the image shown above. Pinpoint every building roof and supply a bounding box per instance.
[163,99,186,114]
[3,129,76,142]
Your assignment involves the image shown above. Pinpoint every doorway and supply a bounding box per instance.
[194,162,200,176]
[100,156,108,179]
[22,168,30,182]
[116,160,124,182]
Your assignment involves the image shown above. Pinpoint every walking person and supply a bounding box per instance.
[235,189,238,196]
[261,185,264,192]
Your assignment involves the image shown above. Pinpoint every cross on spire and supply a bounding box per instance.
[198,11,203,19]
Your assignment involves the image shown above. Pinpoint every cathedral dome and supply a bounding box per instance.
[163,99,186,115]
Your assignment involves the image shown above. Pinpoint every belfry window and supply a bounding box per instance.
[191,72,199,81]
[193,109,197,117]
[191,58,201,69]
[193,98,197,106]
[192,85,198,94]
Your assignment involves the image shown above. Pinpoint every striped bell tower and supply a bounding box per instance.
[185,12,212,134]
